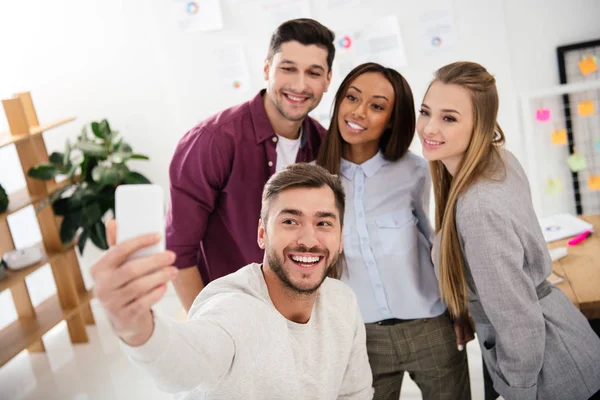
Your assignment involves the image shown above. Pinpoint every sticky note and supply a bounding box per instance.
[545,178,563,195]
[594,138,600,153]
[578,100,594,116]
[551,129,567,145]
[589,175,600,191]
[567,153,587,172]
[578,56,598,76]
[536,108,550,121]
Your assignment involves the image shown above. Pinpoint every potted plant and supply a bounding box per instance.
[28,119,150,254]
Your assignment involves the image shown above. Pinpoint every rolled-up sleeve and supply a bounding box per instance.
[166,128,233,270]
[458,194,544,400]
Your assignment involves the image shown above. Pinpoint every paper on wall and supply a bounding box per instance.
[213,43,251,94]
[174,0,223,33]
[419,6,457,53]
[334,15,408,78]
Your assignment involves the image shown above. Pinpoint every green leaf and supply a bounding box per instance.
[129,154,149,161]
[60,211,81,244]
[78,228,89,254]
[81,203,103,227]
[111,137,123,152]
[49,152,65,167]
[75,141,109,158]
[92,165,121,185]
[120,142,132,153]
[96,187,116,214]
[67,186,97,210]
[91,121,103,139]
[82,156,98,183]
[52,197,73,216]
[28,164,60,180]
[99,120,111,136]
[89,221,108,250]
[124,171,151,184]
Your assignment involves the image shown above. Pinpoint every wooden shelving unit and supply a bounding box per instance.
[0,92,95,368]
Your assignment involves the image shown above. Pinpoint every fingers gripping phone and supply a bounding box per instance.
[115,184,166,260]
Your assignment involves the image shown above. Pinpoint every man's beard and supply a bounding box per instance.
[266,245,336,296]
[272,92,315,122]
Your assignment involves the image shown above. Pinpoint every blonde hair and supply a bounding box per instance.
[430,62,506,319]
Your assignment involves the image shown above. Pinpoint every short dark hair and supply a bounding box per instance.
[261,163,345,227]
[316,62,416,175]
[267,18,336,71]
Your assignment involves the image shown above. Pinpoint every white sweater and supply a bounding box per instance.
[121,263,374,399]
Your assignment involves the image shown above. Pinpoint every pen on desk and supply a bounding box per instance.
[567,230,592,246]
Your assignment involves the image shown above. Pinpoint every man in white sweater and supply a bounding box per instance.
[91,163,374,399]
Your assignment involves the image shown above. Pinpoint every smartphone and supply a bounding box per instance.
[115,184,165,260]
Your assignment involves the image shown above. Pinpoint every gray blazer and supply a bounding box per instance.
[435,149,600,400]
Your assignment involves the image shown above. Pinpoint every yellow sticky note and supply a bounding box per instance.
[551,129,567,145]
[578,100,595,116]
[578,56,598,76]
[589,175,600,191]
[545,178,563,195]
[567,153,587,172]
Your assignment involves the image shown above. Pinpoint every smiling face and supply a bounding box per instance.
[264,41,332,123]
[337,72,395,159]
[258,185,342,295]
[416,81,475,175]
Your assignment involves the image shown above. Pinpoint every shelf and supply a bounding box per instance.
[0,242,76,294]
[0,179,74,222]
[0,288,94,367]
[0,132,29,148]
[1,93,93,369]
[0,117,75,149]
[0,188,45,223]
[30,118,76,135]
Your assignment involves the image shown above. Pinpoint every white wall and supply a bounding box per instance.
[0,0,599,316]
[504,0,600,92]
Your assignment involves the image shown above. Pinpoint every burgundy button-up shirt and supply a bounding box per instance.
[166,90,326,284]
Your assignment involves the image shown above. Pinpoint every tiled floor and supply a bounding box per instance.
[0,294,487,400]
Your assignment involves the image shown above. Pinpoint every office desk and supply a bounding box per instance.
[548,215,600,320]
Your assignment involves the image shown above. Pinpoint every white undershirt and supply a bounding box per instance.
[275,128,303,172]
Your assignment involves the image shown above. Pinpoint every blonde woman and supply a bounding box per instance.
[417,61,600,400]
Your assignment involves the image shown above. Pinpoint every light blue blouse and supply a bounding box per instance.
[339,151,446,323]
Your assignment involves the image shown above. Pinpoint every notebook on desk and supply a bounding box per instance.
[539,213,594,243]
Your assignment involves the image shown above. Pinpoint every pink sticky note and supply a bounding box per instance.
[536,108,551,121]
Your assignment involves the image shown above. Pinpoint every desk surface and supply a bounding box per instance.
[548,215,600,320]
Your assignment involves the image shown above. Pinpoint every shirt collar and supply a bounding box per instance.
[250,89,306,147]
[340,150,388,180]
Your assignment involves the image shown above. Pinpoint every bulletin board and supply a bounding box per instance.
[520,78,600,219]
[556,39,600,215]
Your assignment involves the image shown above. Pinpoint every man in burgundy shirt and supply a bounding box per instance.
[167,19,335,311]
